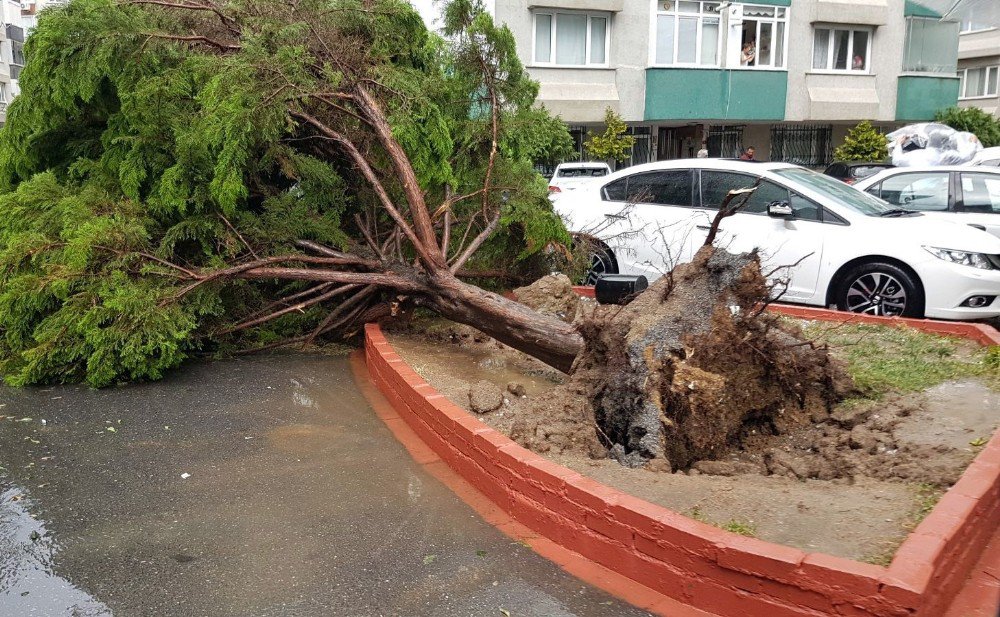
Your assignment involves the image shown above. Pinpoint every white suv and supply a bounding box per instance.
[554,159,1000,320]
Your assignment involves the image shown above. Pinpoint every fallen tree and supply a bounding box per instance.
[0,0,848,467]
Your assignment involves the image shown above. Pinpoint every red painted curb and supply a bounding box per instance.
[570,285,1000,347]
[364,323,1000,616]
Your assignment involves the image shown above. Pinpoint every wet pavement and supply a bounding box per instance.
[0,353,650,617]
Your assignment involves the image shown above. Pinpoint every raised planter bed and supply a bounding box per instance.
[363,309,1000,616]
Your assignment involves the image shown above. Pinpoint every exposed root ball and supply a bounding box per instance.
[563,246,851,470]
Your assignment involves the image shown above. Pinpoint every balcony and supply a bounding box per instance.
[5,24,23,42]
[896,75,961,121]
[644,68,787,122]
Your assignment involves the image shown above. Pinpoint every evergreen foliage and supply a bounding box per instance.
[833,121,889,162]
[0,0,574,386]
[935,106,1000,148]
[583,107,635,162]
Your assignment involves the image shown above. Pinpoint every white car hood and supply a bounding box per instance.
[863,213,1000,254]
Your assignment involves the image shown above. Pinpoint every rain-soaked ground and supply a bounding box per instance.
[0,353,650,617]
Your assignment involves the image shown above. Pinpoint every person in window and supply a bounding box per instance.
[696,141,709,158]
[741,41,756,66]
[852,54,864,70]
[739,146,756,161]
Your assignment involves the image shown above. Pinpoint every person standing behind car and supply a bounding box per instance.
[696,141,709,158]
[739,146,756,160]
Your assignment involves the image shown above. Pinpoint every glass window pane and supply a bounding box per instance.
[960,173,1000,212]
[700,171,758,210]
[555,13,587,65]
[903,17,959,73]
[758,22,772,66]
[775,21,785,68]
[813,29,830,70]
[701,18,719,65]
[627,171,694,206]
[678,1,699,13]
[833,30,849,70]
[852,30,868,70]
[879,173,950,211]
[603,178,628,201]
[656,15,675,64]
[534,14,551,63]
[989,68,998,96]
[790,193,822,221]
[590,17,607,64]
[677,17,698,63]
[968,68,986,97]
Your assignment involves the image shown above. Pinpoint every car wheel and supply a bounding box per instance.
[835,262,924,318]
[581,243,618,286]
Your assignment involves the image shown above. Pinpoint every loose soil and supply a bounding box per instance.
[385,317,998,563]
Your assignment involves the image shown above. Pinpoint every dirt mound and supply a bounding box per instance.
[513,273,580,323]
[511,247,851,471]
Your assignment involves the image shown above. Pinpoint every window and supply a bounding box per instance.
[601,170,695,206]
[654,1,722,66]
[959,172,1000,213]
[960,20,992,34]
[770,125,832,167]
[866,172,950,211]
[700,171,822,220]
[960,67,999,99]
[738,4,788,69]
[533,11,609,66]
[706,125,744,158]
[812,27,870,72]
[902,17,959,74]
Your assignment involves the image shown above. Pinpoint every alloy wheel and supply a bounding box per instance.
[844,272,907,316]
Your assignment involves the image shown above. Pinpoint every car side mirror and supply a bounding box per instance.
[767,200,793,217]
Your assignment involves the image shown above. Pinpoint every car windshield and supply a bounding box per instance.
[851,165,889,179]
[558,167,608,178]
[774,167,893,216]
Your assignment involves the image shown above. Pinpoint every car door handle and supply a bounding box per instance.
[604,214,626,220]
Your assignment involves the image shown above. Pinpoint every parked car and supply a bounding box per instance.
[553,159,1000,320]
[822,161,894,184]
[548,162,612,195]
[970,146,1000,167]
[853,166,1000,238]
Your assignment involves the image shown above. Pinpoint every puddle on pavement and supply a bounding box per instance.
[894,379,1000,450]
[0,353,648,617]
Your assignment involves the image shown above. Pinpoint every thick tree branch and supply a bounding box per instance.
[239,267,427,292]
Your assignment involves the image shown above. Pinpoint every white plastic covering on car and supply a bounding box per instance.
[887,123,983,167]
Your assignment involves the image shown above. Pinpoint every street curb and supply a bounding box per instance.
[364,321,999,616]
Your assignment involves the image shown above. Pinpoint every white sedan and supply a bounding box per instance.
[853,166,1000,238]
[553,159,1000,320]
[548,162,612,195]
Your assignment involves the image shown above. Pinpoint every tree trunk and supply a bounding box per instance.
[422,272,583,373]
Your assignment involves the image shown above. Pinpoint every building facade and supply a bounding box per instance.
[957,18,999,117]
[493,0,961,167]
[0,0,25,124]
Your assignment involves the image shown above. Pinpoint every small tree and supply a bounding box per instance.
[584,107,636,162]
[833,121,888,162]
[935,106,1000,147]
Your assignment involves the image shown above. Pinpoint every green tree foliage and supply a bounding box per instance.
[584,107,635,162]
[935,106,1000,148]
[833,121,889,162]
[0,0,574,386]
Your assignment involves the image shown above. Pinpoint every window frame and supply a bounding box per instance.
[736,4,790,70]
[959,66,999,100]
[959,20,994,35]
[865,171,953,212]
[649,0,724,68]
[810,26,873,74]
[957,171,1000,213]
[532,9,612,68]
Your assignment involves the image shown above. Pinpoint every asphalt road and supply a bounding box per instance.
[0,353,650,617]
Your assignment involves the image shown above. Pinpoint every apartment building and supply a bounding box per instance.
[493,0,961,168]
[957,18,999,117]
[0,0,25,124]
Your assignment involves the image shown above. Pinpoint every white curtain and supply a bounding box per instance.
[656,15,675,64]
[701,18,719,65]
[556,13,587,65]
[534,14,552,63]
[590,17,607,64]
[677,17,697,63]
[812,29,829,69]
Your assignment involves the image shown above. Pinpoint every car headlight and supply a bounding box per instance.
[923,246,996,270]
